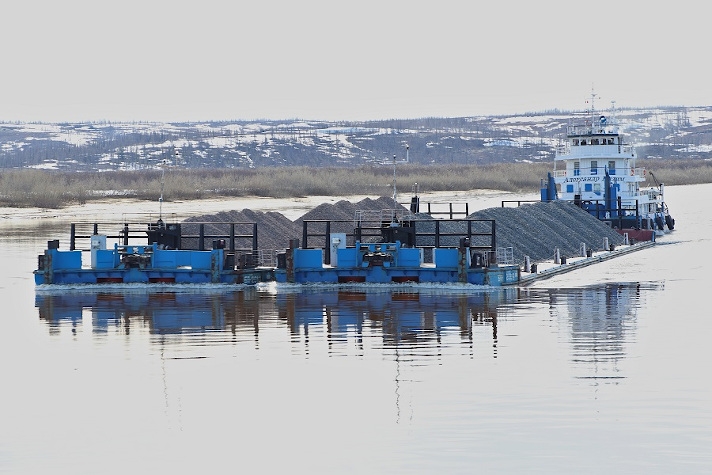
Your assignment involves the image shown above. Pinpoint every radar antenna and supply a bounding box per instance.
[390,144,409,224]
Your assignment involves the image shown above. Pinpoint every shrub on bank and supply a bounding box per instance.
[0,159,709,208]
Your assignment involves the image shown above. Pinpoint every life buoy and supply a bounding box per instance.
[630,168,634,176]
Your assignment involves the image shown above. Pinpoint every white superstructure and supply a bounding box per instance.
[542,103,674,233]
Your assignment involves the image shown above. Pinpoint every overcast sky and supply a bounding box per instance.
[1,1,708,123]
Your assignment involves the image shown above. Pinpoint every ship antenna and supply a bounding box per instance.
[390,143,409,224]
[158,149,178,222]
[392,153,398,223]
[590,86,598,117]
[158,154,167,221]
[159,165,164,221]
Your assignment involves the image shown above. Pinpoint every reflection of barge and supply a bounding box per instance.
[36,291,245,333]
[276,289,514,339]
[35,288,513,344]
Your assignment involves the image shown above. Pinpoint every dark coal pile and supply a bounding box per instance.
[185,197,625,265]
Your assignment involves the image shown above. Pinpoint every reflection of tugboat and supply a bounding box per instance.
[548,282,663,379]
[541,95,675,240]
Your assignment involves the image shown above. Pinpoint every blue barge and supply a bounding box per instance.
[273,214,520,286]
[34,212,520,286]
[34,220,274,285]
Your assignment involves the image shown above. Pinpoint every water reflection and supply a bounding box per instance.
[36,287,522,354]
[36,290,264,336]
[545,282,664,381]
[276,289,509,351]
[35,282,661,369]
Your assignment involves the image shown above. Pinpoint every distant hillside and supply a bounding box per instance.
[1,106,711,171]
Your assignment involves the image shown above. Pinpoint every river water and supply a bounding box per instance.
[1,185,710,474]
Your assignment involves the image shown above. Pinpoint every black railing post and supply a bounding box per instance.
[491,220,496,249]
[435,220,440,248]
[324,221,331,265]
[636,200,640,229]
[618,196,623,229]
[252,223,258,252]
[230,224,235,251]
[70,224,76,251]
[199,224,205,251]
[302,222,308,249]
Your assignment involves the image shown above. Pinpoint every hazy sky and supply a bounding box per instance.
[1,1,708,123]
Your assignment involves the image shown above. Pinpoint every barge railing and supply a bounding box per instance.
[299,218,497,265]
[68,221,259,252]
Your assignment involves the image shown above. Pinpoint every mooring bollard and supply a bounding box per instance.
[603,237,609,251]
[524,255,531,273]
[554,247,560,264]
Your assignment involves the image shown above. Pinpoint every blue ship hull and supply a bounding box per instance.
[273,241,520,286]
[34,245,273,285]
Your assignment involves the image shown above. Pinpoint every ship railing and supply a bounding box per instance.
[355,204,470,224]
[496,247,514,266]
[299,218,498,265]
[354,209,410,227]
[63,221,260,253]
[416,201,470,219]
[552,170,567,178]
[566,123,620,136]
[256,249,277,267]
[555,143,570,155]
[643,188,660,201]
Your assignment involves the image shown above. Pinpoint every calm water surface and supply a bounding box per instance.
[1,185,710,474]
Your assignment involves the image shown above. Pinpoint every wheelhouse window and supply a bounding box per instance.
[573,139,579,146]
[591,160,598,175]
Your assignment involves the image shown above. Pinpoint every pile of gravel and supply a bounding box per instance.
[467,201,625,263]
[184,197,402,251]
[185,197,625,265]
